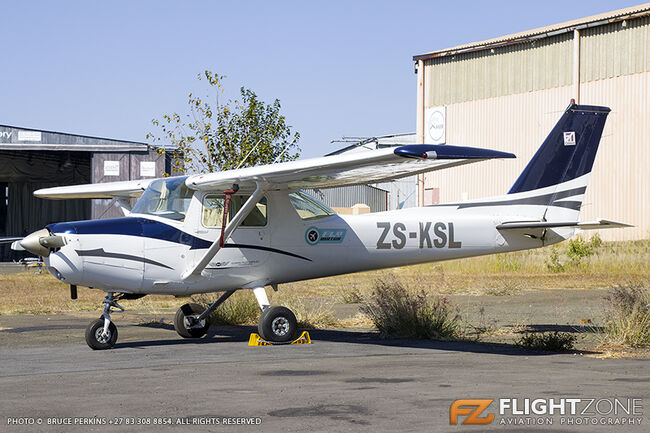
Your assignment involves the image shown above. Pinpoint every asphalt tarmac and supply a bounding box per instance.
[0,312,648,432]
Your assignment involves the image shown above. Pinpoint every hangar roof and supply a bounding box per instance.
[413,3,650,61]
[0,124,151,152]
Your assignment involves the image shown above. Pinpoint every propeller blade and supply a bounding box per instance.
[0,237,23,244]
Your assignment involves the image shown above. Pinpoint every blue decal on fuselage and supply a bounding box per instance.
[305,227,347,245]
[48,217,212,249]
[47,217,312,261]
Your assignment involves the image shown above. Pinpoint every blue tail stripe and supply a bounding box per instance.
[508,104,610,194]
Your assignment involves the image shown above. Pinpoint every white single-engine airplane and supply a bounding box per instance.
[5,103,630,349]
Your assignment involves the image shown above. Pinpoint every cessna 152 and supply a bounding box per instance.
[4,103,630,349]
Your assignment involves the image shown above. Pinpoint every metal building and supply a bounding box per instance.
[325,133,418,211]
[0,125,173,261]
[413,3,650,240]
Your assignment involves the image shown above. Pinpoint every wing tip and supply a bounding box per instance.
[394,144,515,160]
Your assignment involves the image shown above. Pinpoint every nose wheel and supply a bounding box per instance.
[85,293,123,350]
[85,319,118,350]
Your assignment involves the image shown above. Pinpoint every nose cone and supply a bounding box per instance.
[19,228,52,257]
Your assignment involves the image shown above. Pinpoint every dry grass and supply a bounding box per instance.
[0,239,647,319]
[269,290,338,329]
[192,291,260,326]
[599,285,650,348]
[360,275,464,340]
[285,238,650,298]
[0,272,188,315]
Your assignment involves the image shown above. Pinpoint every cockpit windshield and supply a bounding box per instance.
[131,176,194,221]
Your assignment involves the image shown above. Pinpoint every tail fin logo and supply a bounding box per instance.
[563,131,576,146]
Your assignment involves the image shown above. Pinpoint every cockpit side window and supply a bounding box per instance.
[202,195,267,227]
[131,177,193,221]
[288,191,336,220]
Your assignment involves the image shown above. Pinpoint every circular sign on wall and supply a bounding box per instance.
[425,106,446,144]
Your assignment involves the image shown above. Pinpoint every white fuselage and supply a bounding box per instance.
[44,188,573,295]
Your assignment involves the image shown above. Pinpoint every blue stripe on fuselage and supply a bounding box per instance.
[47,217,213,249]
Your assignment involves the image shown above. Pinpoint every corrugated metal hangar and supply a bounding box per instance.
[413,3,649,240]
[0,125,172,261]
[324,133,418,211]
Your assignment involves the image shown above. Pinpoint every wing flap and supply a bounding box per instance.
[34,179,156,200]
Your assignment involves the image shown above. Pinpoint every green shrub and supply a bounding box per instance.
[566,237,594,266]
[546,246,565,272]
[590,233,603,249]
[515,331,576,352]
[601,285,650,348]
[360,275,463,339]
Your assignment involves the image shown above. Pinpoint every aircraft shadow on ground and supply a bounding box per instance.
[121,324,601,356]
[505,324,605,334]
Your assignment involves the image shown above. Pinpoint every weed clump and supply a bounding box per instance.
[515,331,577,352]
[601,285,650,348]
[192,292,260,325]
[270,291,338,329]
[546,235,603,272]
[360,275,463,339]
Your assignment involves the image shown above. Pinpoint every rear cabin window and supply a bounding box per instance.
[202,195,267,227]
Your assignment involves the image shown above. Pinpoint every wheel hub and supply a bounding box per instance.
[184,315,206,329]
[271,316,289,336]
[94,328,111,344]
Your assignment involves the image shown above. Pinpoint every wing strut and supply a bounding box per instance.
[182,182,267,279]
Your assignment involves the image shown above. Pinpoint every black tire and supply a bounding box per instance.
[174,303,209,338]
[85,319,118,350]
[258,306,298,343]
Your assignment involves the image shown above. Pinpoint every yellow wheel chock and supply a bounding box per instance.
[248,330,311,346]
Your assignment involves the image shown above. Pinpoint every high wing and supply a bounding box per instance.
[33,179,156,200]
[31,144,514,199]
[186,144,515,192]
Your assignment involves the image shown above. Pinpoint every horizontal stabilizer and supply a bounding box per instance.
[497,219,633,230]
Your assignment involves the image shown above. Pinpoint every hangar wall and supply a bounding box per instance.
[416,6,650,241]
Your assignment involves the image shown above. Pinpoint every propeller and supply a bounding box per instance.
[10,228,67,257]
[0,237,23,244]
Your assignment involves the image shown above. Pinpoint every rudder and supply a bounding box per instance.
[508,103,610,194]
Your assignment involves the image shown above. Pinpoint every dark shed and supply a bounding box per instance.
[0,125,173,261]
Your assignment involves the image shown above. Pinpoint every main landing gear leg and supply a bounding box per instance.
[253,287,298,343]
[85,293,123,350]
[174,290,236,339]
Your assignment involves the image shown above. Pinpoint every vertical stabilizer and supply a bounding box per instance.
[509,103,610,195]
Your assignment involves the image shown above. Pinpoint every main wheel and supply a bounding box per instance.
[258,306,298,343]
[174,303,209,338]
[85,318,118,350]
